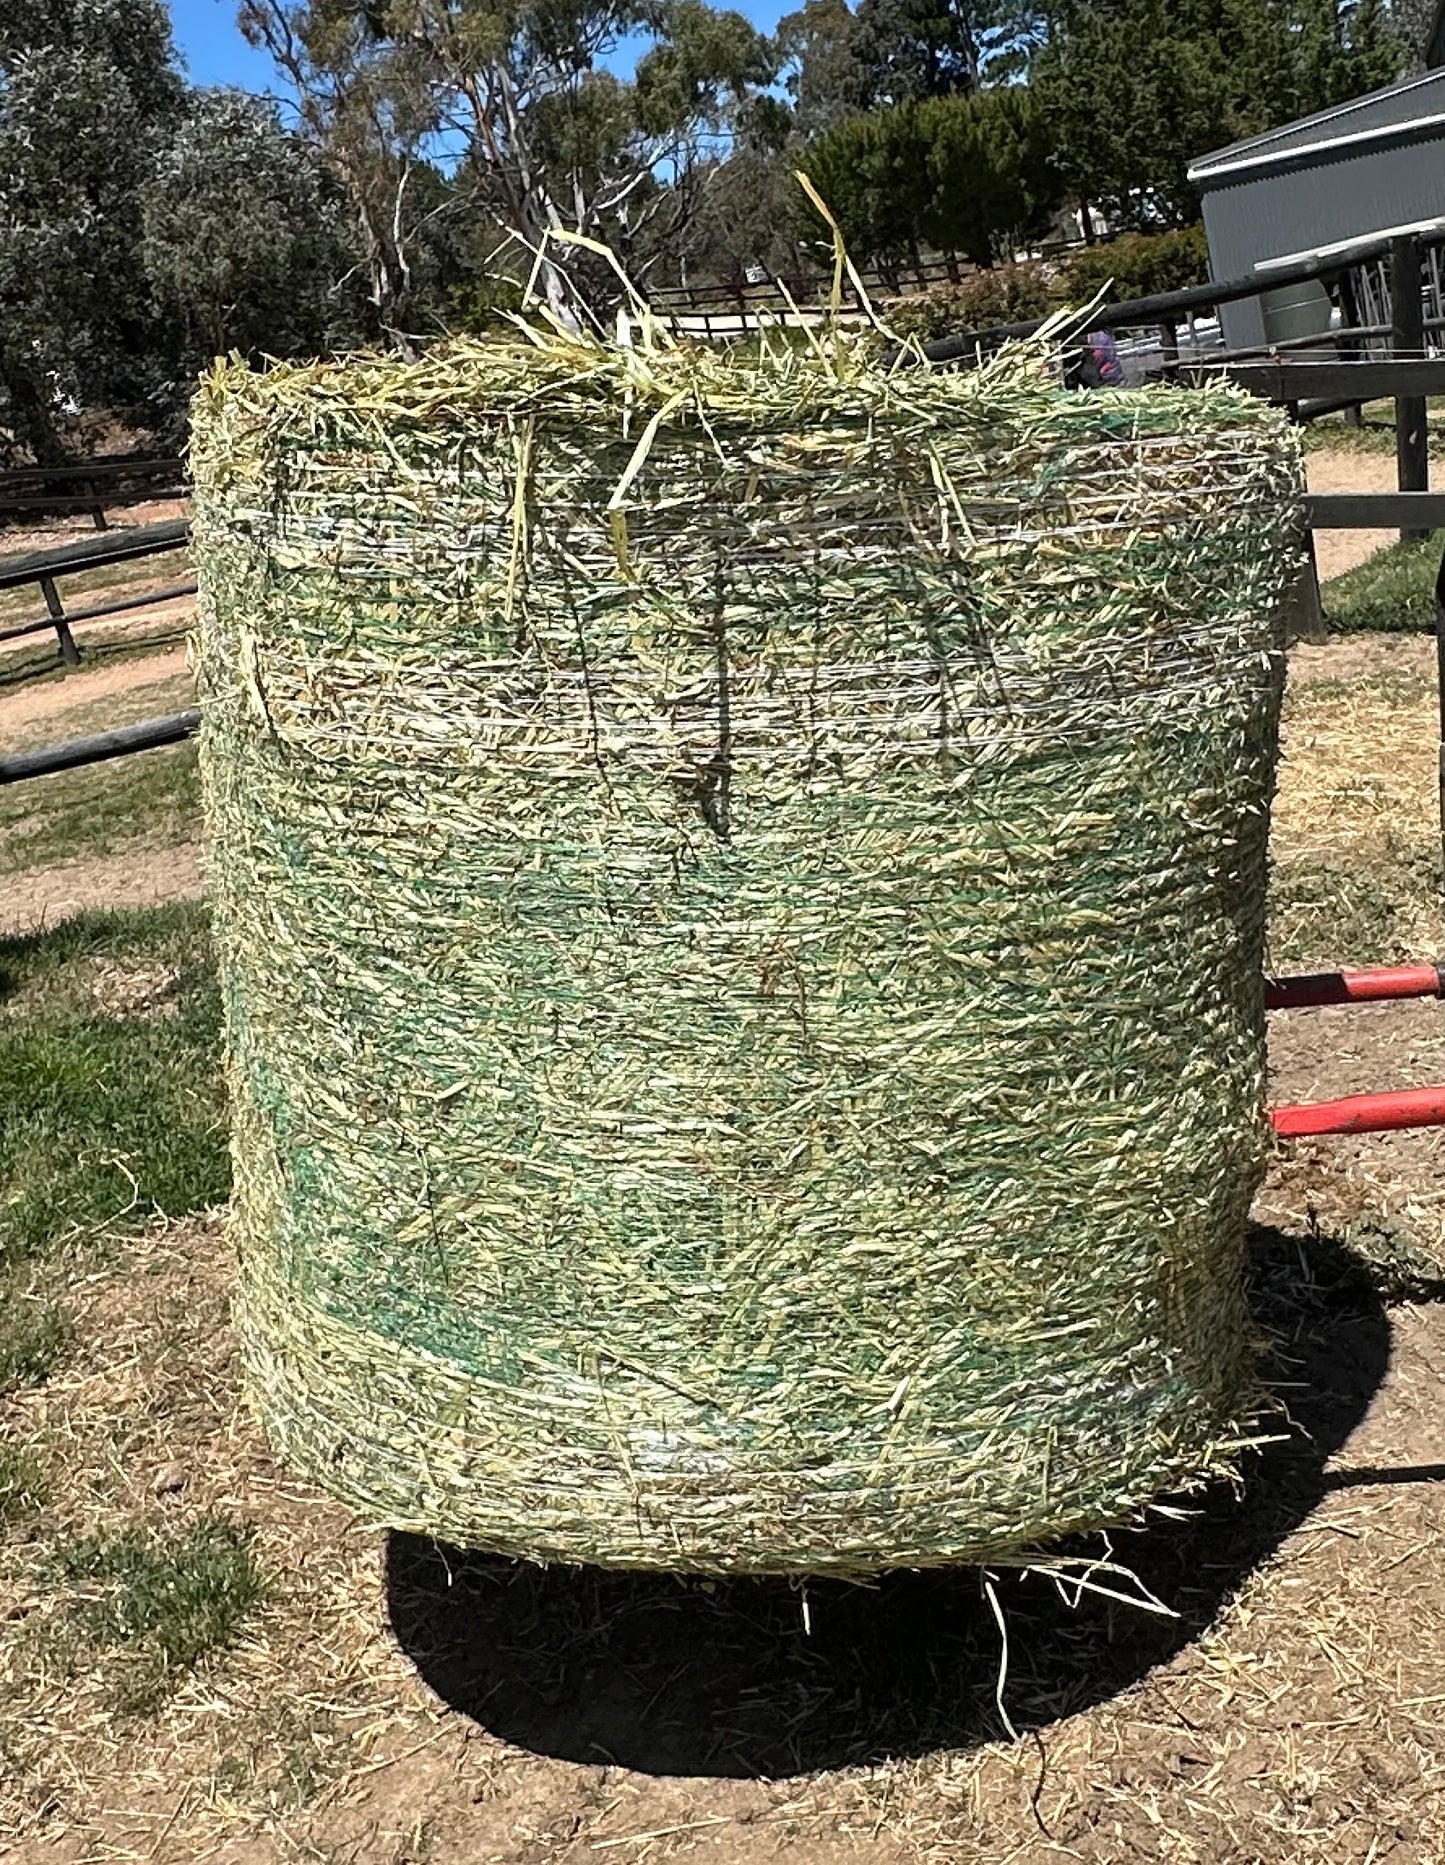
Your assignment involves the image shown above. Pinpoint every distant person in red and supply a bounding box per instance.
[1068,329,1126,389]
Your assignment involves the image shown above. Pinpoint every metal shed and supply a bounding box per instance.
[1188,67,1445,350]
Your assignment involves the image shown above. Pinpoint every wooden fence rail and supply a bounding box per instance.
[0,519,191,664]
[0,454,185,530]
[1304,492,1445,530]
[0,710,199,785]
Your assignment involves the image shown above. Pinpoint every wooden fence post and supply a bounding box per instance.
[1286,533,1326,644]
[39,575,80,664]
[1337,269,1364,427]
[1391,234,1430,543]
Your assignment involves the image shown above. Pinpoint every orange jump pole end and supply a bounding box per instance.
[1272,1085,1445,1138]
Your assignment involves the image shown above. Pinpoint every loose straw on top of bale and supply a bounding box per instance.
[190,305,1306,1576]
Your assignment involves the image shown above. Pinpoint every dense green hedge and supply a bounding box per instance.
[800,89,1061,272]
[1059,225,1210,306]
[887,225,1210,342]
[885,263,1056,340]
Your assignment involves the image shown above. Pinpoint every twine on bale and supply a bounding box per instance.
[190,314,1306,1576]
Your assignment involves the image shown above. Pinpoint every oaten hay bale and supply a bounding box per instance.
[190,325,1305,1576]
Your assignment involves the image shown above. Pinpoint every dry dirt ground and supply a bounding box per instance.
[3,1207,1443,1865]
[0,645,190,745]
[0,635,203,937]
[1306,450,1400,582]
[0,842,204,936]
[4,568,1445,1865]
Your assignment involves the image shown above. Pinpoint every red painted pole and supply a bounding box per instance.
[1272,1084,1445,1138]
[1265,964,1444,1010]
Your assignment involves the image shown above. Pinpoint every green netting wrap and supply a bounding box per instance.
[190,328,1305,1576]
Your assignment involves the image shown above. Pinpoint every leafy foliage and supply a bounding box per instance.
[141,88,360,371]
[800,86,1060,266]
[1059,222,1210,300]
[882,224,1209,338]
[920,84,1057,261]
[242,0,780,324]
[0,0,1415,439]
[776,0,869,134]
[685,147,814,280]
[0,0,185,459]
[850,0,991,99]
[1034,0,1404,228]
[884,258,1055,337]
[850,0,1050,99]
[1389,0,1436,66]
[777,0,1043,122]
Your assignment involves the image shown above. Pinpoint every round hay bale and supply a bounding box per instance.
[190,330,1305,1575]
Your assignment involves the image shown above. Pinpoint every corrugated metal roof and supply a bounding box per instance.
[1189,68,1445,183]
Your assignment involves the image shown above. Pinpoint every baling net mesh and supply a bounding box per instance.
[190,324,1305,1574]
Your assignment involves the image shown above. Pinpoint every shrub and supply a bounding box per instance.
[885,225,1210,344]
[1059,224,1210,307]
[887,261,1056,342]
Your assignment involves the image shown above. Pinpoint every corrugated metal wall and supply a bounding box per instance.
[1195,70,1445,349]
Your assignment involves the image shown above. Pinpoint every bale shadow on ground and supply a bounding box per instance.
[385,1225,1390,1779]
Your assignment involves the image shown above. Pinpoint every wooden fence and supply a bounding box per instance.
[0,519,192,665]
[648,250,970,331]
[0,709,199,785]
[0,454,185,530]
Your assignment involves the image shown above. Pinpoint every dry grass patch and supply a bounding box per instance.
[1266,632,1445,1278]
[1270,635,1445,969]
[4,1211,1444,1865]
[0,1212,444,1858]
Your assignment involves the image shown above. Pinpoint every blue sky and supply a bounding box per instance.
[167,0,791,94]
[169,0,289,91]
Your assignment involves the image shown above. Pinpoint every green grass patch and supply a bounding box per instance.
[0,904,229,1268]
[1269,841,1441,968]
[1303,399,1445,455]
[0,740,199,875]
[47,1518,265,1713]
[1320,535,1441,634]
[0,1288,72,1391]
[0,1444,48,1524]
